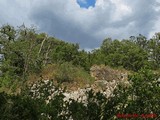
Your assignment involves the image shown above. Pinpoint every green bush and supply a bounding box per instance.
[0,93,40,120]
[0,69,159,120]
[55,62,94,84]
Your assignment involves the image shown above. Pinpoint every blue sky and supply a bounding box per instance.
[77,0,96,8]
[0,0,160,50]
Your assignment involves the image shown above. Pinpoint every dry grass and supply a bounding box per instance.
[27,63,95,90]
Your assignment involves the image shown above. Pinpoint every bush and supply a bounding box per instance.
[0,93,40,120]
[0,69,159,120]
[54,62,94,85]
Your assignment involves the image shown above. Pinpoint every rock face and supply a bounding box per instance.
[90,65,128,81]
[90,65,129,96]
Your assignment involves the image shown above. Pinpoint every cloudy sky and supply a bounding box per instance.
[0,0,160,49]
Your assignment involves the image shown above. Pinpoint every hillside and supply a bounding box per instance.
[0,25,160,119]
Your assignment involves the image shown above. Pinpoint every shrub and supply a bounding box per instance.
[54,62,94,85]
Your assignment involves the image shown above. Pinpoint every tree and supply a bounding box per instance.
[125,69,160,114]
[98,38,150,71]
[148,33,160,69]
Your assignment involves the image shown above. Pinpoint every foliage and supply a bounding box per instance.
[125,69,160,114]
[54,62,94,85]
[0,24,160,119]
[0,92,40,120]
[93,38,154,71]
[0,68,160,119]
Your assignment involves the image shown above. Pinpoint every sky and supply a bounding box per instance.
[77,0,96,8]
[0,0,160,50]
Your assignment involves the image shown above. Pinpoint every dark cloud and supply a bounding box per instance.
[30,8,100,49]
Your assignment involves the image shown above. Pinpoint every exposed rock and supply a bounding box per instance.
[90,65,130,96]
[90,65,128,81]
[27,65,130,105]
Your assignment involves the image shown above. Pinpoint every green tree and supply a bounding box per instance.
[99,38,150,71]
[125,69,160,115]
[148,33,160,69]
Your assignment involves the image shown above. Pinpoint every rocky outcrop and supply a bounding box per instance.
[90,65,129,92]
[27,65,130,105]
[90,65,128,81]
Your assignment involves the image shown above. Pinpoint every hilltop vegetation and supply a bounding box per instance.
[0,24,160,119]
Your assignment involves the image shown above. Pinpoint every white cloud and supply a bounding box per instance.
[0,0,160,49]
[111,0,132,21]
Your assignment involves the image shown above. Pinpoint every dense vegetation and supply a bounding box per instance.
[0,24,160,119]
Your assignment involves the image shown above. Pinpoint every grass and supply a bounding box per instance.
[27,62,95,90]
